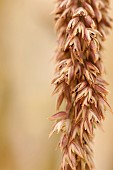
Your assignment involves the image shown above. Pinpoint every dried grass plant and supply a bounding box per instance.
[49,0,112,170]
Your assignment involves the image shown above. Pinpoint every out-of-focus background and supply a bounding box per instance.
[0,0,113,170]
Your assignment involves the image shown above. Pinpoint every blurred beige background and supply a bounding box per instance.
[0,0,112,170]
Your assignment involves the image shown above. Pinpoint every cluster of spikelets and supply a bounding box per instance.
[50,0,112,170]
